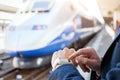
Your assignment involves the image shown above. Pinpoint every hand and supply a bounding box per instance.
[51,48,75,69]
[69,47,101,74]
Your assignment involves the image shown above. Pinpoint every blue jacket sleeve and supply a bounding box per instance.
[106,63,120,80]
[49,64,85,80]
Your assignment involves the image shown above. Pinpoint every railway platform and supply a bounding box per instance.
[0,25,115,80]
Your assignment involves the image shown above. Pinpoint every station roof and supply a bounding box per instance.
[0,0,120,20]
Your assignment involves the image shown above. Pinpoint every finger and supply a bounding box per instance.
[76,56,90,72]
[70,58,78,66]
[68,49,81,60]
[63,48,70,58]
[67,48,75,57]
[69,48,75,54]
[67,49,76,65]
[70,55,86,67]
[85,59,98,70]
[63,47,69,52]
[69,48,92,60]
[68,52,83,64]
[78,62,90,72]
[69,48,87,60]
[77,56,97,70]
[63,48,68,54]
[63,47,68,50]
[62,48,66,54]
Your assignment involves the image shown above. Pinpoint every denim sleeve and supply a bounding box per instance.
[49,64,85,80]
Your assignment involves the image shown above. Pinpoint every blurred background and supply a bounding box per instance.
[0,0,120,29]
[0,0,120,80]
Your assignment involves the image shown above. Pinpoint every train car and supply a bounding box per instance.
[5,0,102,68]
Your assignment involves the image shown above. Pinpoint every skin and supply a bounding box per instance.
[51,47,101,75]
[69,47,101,74]
[51,48,76,69]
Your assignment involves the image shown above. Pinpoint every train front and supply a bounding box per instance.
[5,0,79,68]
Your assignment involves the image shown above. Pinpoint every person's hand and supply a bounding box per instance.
[69,47,101,74]
[51,48,75,70]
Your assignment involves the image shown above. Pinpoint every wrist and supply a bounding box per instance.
[52,57,72,71]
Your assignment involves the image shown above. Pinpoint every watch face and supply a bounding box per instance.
[52,58,71,69]
[58,58,71,65]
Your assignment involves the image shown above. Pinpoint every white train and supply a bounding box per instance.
[5,0,102,68]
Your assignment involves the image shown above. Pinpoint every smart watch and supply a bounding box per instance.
[52,57,72,71]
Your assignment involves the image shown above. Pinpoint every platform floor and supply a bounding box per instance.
[86,25,114,57]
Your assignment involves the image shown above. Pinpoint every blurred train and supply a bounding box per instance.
[5,0,103,68]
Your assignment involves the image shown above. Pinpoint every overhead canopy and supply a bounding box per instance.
[98,0,120,17]
[0,0,120,22]
[72,0,105,24]
[0,0,23,13]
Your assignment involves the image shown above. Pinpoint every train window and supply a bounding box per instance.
[32,25,47,30]
[8,26,16,31]
[32,1,54,11]
[32,1,50,9]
